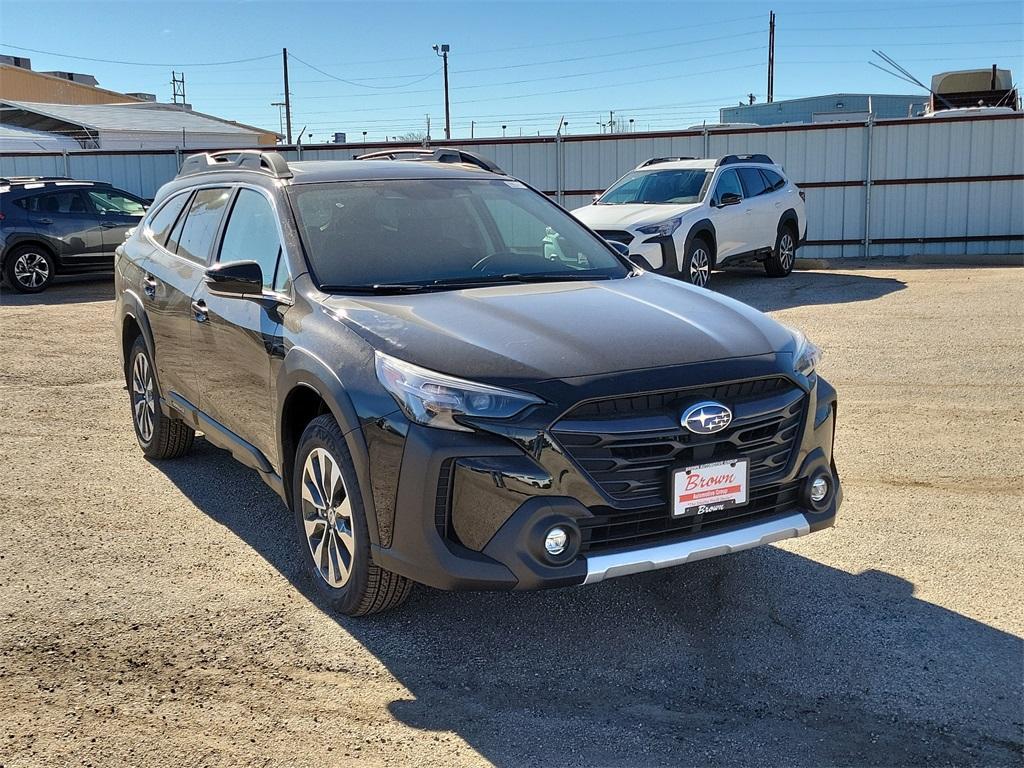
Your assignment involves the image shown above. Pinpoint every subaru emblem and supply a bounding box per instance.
[681,401,733,434]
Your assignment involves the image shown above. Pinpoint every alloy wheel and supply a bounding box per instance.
[689,248,710,287]
[301,447,355,588]
[780,233,795,270]
[13,252,50,289]
[131,352,156,443]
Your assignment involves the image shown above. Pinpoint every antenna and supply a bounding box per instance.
[871,50,955,110]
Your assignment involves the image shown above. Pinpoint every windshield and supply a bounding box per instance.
[289,178,629,291]
[598,169,711,205]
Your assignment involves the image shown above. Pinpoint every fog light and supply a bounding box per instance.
[810,477,829,503]
[544,527,568,556]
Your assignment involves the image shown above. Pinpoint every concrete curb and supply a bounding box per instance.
[795,253,1024,270]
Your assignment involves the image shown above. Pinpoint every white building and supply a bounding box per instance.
[0,100,279,150]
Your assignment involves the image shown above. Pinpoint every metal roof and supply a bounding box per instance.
[0,100,265,136]
[0,123,80,151]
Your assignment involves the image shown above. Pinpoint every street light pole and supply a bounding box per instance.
[433,43,451,140]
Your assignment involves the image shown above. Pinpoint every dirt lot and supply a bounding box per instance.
[1,266,1021,767]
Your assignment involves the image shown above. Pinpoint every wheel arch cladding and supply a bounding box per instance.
[778,208,799,236]
[119,295,158,386]
[2,238,56,269]
[684,219,717,266]
[278,349,382,546]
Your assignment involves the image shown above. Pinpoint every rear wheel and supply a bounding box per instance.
[4,245,55,293]
[292,414,412,616]
[682,238,712,288]
[765,227,797,278]
[128,336,194,459]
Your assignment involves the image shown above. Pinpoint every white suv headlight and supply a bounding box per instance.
[635,216,682,237]
[788,327,822,377]
[375,352,543,432]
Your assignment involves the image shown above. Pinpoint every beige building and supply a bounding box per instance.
[0,63,143,105]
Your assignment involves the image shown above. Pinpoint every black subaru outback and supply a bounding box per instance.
[114,149,841,616]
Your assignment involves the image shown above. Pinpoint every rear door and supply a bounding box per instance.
[735,167,776,251]
[143,186,231,407]
[190,186,287,463]
[84,187,147,256]
[19,189,106,267]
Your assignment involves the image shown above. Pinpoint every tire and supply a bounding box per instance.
[3,245,55,293]
[127,336,194,459]
[682,238,712,288]
[765,226,797,278]
[291,414,412,616]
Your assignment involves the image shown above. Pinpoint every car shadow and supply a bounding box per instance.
[155,439,1022,767]
[0,274,113,306]
[711,269,906,313]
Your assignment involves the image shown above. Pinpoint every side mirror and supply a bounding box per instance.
[717,192,742,207]
[205,260,263,296]
[606,240,630,258]
[592,193,601,202]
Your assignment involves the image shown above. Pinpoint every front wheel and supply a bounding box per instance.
[682,238,712,288]
[292,414,412,616]
[765,228,797,278]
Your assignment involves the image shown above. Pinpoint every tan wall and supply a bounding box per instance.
[0,65,141,105]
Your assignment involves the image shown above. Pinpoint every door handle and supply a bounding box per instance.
[36,218,53,225]
[143,275,158,298]
[101,221,120,229]
[191,299,208,323]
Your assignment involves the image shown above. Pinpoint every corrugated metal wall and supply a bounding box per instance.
[3,113,1021,258]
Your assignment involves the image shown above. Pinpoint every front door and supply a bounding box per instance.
[143,187,231,407]
[190,187,287,464]
[84,188,148,256]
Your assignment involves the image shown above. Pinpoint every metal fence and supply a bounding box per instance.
[3,112,1021,259]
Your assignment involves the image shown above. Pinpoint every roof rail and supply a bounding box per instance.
[716,154,775,167]
[0,175,73,184]
[637,156,699,168]
[177,150,292,180]
[355,147,505,174]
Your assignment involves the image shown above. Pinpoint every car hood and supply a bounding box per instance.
[322,274,792,384]
[572,202,702,231]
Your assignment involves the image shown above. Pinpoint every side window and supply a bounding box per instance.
[760,168,786,192]
[175,187,231,263]
[218,188,283,290]
[713,170,743,203]
[88,189,146,217]
[737,167,769,198]
[146,192,191,247]
[18,190,89,215]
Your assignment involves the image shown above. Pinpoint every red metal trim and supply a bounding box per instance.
[873,174,1024,185]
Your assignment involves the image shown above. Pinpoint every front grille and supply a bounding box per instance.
[579,481,802,553]
[551,378,804,507]
[595,229,634,246]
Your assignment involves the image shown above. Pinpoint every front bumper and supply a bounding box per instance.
[370,371,841,592]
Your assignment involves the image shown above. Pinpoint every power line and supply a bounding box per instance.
[0,43,278,67]
[289,54,442,89]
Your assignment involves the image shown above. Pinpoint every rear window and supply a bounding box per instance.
[175,188,230,263]
[12,190,88,214]
[737,167,769,198]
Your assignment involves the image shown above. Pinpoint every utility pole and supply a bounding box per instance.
[271,101,285,137]
[433,44,451,140]
[767,10,776,103]
[609,110,615,133]
[470,120,475,138]
[171,71,186,107]
[282,48,293,144]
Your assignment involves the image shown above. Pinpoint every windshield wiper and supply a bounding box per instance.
[497,272,613,283]
[321,283,430,294]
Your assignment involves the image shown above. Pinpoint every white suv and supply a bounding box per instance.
[572,154,806,287]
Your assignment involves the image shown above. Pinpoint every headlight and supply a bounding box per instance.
[789,328,822,377]
[635,216,682,237]
[375,352,543,432]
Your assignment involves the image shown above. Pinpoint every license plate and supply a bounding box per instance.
[672,459,749,518]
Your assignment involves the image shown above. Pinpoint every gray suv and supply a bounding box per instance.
[0,177,147,292]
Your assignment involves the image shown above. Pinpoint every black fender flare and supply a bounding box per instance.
[777,208,800,240]
[683,219,718,268]
[276,347,382,546]
[1,236,57,268]
[119,289,159,387]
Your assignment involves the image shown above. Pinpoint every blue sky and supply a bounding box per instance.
[2,0,1022,141]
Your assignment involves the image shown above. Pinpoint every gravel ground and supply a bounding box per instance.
[1,266,1021,768]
